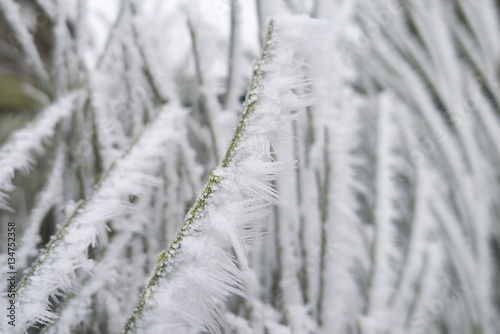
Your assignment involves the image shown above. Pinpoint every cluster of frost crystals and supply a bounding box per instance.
[130,16,318,334]
[0,92,81,210]
[10,104,188,332]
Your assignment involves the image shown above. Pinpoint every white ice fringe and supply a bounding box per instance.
[10,105,188,333]
[123,18,317,334]
[0,92,81,211]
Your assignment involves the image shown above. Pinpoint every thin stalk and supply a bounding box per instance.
[95,0,127,70]
[222,0,240,110]
[270,173,284,310]
[0,0,52,92]
[433,205,484,332]
[304,106,315,168]
[293,119,309,305]
[74,92,92,199]
[310,0,319,18]
[256,0,264,47]
[388,171,418,306]
[15,143,64,272]
[79,94,104,184]
[356,317,364,334]
[187,19,220,162]
[122,21,275,334]
[363,105,382,316]
[129,1,168,106]
[121,43,135,136]
[405,251,429,326]
[315,128,330,325]
[316,126,330,326]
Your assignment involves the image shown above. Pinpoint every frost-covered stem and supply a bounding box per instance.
[122,149,215,333]
[177,148,200,201]
[223,0,240,110]
[87,95,104,182]
[187,19,220,162]
[0,92,80,210]
[16,109,162,294]
[188,19,204,88]
[304,107,315,168]
[364,223,377,312]
[453,0,498,94]
[129,1,167,106]
[120,43,135,136]
[220,19,274,168]
[356,317,364,334]
[433,204,485,331]
[159,162,169,247]
[95,0,127,70]
[270,174,283,308]
[363,101,384,315]
[316,126,330,326]
[16,145,65,271]
[269,149,284,310]
[16,165,115,295]
[122,21,275,334]
[388,172,418,306]
[73,96,91,199]
[0,0,52,90]
[256,0,264,47]
[293,119,309,304]
[405,251,429,326]
[39,199,160,333]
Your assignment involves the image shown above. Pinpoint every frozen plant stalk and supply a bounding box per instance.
[123,18,316,334]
